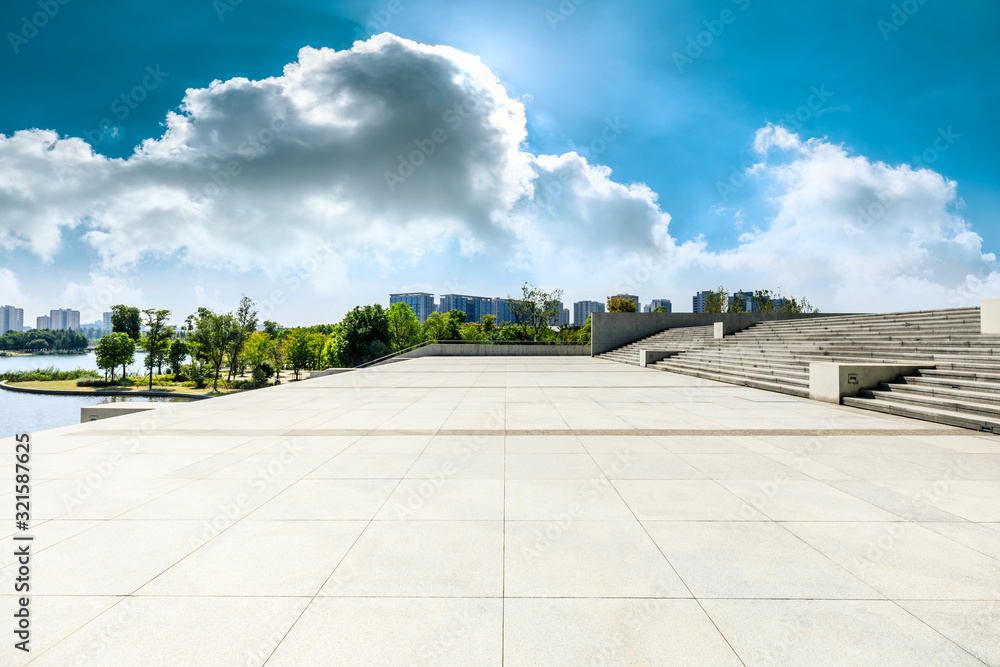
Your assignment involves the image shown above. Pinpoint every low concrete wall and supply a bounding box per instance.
[983,298,1000,335]
[809,363,935,404]
[591,312,849,355]
[394,344,591,361]
[81,404,161,423]
[308,368,353,379]
[639,350,681,368]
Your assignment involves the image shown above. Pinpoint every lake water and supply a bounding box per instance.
[0,351,190,439]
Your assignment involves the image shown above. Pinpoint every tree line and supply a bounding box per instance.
[0,329,89,352]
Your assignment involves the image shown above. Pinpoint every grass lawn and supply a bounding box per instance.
[6,379,240,396]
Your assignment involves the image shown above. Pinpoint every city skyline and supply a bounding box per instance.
[1,2,998,326]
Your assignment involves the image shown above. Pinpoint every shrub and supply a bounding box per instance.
[76,378,116,388]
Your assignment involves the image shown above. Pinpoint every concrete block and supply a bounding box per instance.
[639,350,680,367]
[714,322,724,339]
[81,403,160,423]
[983,298,1000,334]
[809,363,935,404]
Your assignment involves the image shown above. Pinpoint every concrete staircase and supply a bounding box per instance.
[598,307,1000,433]
[596,325,716,366]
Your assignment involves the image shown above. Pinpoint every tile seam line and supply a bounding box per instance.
[579,439,748,667]
[261,375,465,665]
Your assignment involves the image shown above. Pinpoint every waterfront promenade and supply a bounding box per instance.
[1,356,997,665]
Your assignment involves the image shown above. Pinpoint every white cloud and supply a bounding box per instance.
[0,37,995,316]
[704,124,999,311]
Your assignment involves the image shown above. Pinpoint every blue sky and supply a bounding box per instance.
[1,0,998,324]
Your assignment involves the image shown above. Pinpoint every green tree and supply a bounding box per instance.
[459,322,486,341]
[189,308,238,392]
[263,320,281,337]
[95,332,136,381]
[422,311,460,342]
[168,338,189,378]
[387,302,421,352]
[606,296,638,313]
[227,295,258,381]
[334,305,391,367]
[480,314,497,333]
[509,283,564,340]
[140,309,172,390]
[652,306,670,313]
[703,286,728,314]
[284,329,313,380]
[110,305,141,341]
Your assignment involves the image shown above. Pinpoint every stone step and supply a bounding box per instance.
[843,395,1000,434]
[652,363,810,397]
[898,375,1000,395]
[880,380,1000,403]
[862,387,1000,420]
[655,359,809,388]
[919,368,1000,383]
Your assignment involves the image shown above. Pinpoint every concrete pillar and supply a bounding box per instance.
[714,322,725,339]
[983,299,1000,335]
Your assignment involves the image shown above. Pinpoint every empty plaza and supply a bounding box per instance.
[2,356,999,665]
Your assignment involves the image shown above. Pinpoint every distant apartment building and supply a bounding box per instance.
[36,315,51,330]
[103,311,113,332]
[0,305,23,335]
[491,298,514,325]
[729,291,755,313]
[545,300,568,326]
[389,293,436,323]
[439,294,493,323]
[692,290,713,313]
[559,308,570,326]
[644,299,672,313]
[49,308,81,331]
[573,301,604,325]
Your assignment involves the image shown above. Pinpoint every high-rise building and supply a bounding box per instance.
[49,308,81,331]
[692,290,713,313]
[573,301,604,325]
[560,308,570,326]
[0,305,23,335]
[103,311,113,332]
[36,315,51,330]
[389,293,436,323]
[439,294,493,323]
[644,299,672,313]
[491,298,514,325]
[729,291,755,313]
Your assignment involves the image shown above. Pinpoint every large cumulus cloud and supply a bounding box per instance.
[0,34,996,312]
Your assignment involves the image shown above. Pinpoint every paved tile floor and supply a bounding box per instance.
[1,356,999,665]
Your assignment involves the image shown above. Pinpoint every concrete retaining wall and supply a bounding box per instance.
[590,312,850,356]
[809,363,935,404]
[81,404,161,423]
[393,344,591,361]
